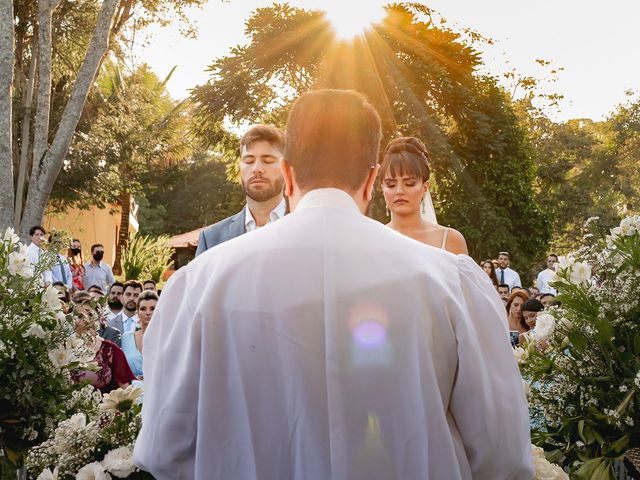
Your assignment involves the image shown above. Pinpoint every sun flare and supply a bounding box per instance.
[324,4,386,40]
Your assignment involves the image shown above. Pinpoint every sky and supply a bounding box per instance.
[137,0,640,122]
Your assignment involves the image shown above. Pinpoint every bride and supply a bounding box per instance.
[380,137,468,255]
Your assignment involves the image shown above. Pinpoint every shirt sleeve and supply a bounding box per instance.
[106,264,115,286]
[449,255,533,479]
[195,230,207,257]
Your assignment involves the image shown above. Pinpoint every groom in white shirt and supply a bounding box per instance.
[135,90,533,480]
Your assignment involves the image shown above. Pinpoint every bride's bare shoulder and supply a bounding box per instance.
[443,227,468,255]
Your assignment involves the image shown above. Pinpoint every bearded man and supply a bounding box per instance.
[195,125,287,256]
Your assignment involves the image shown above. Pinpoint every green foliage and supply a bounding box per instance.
[191,2,549,267]
[121,234,173,281]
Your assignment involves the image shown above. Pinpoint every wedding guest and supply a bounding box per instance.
[506,290,530,338]
[380,137,468,254]
[142,279,157,292]
[83,244,115,292]
[52,281,70,305]
[196,125,287,256]
[108,280,141,334]
[536,254,559,295]
[70,291,134,393]
[26,225,53,285]
[498,283,510,301]
[529,286,540,298]
[49,234,73,291]
[495,251,521,291]
[522,298,544,331]
[481,259,499,288]
[106,282,124,320]
[136,89,533,479]
[539,293,556,307]
[122,290,158,379]
[68,238,85,291]
[87,284,105,299]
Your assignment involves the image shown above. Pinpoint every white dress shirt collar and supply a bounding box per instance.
[244,197,287,232]
[295,188,360,213]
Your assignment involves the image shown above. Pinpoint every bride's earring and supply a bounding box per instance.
[421,199,426,214]
[385,205,390,217]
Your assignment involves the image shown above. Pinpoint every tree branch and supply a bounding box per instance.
[0,0,15,229]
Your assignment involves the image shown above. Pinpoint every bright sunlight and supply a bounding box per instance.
[324,3,386,40]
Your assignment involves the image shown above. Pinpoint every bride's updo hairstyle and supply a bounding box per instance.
[380,136,431,183]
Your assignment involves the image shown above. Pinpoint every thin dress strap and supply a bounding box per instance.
[440,228,449,249]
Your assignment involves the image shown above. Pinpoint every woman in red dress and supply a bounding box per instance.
[68,238,85,291]
[70,291,136,393]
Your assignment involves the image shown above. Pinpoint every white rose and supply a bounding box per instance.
[75,462,111,480]
[3,227,20,245]
[534,313,556,342]
[24,323,46,339]
[37,467,59,480]
[102,446,136,478]
[67,413,88,430]
[42,285,62,312]
[7,246,34,278]
[48,348,74,368]
[514,347,529,364]
[569,261,592,285]
[532,445,568,479]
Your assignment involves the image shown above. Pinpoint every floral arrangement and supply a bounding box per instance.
[517,215,640,479]
[26,385,150,479]
[0,228,95,465]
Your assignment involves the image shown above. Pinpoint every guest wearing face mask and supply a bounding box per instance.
[68,238,85,291]
[83,244,115,293]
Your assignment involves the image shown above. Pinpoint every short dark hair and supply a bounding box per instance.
[142,279,156,287]
[29,225,45,236]
[547,254,558,260]
[522,298,544,313]
[498,283,510,290]
[240,124,285,154]
[108,281,124,293]
[539,293,555,300]
[285,89,382,191]
[123,280,143,294]
[52,281,65,288]
[87,284,105,295]
[91,244,104,253]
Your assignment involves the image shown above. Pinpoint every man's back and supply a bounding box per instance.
[135,189,532,480]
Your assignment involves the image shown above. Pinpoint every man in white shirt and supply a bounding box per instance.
[195,124,287,256]
[495,251,522,292]
[26,225,53,285]
[536,253,559,295]
[82,244,115,292]
[107,280,140,333]
[135,90,533,480]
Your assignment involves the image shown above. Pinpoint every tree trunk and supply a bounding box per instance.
[14,43,37,229]
[0,0,14,230]
[112,192,131,276]
[18,0,121,238]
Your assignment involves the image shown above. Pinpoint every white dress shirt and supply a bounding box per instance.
[26,243,53,285]
[135,188,533,480]
[244,197,287,232]
[495,266,522,291]
[536,268,557,295]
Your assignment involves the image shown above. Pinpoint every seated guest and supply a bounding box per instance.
[87,284,105,299]
[529,286,540,298]
[521,298,544,331]
[108,280,142,334]
[497,283,510,302]
[506,290,530,343]
[122,291,159,379]
[481,259,499,288]
[142,279,157,293]
[539,293,556,308]
[106,282,124,320]
[70,291,135,393]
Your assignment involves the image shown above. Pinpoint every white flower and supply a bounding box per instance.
[556,255,575,272]
[569,261,592,285]
[523,380,531,397]
[48,348,74,368]
[3,227,20,245]
[75,462,111,480]
[532,445,568,479]
[100,385,144,412]
[23,323,46,338]
[42,285,62,312]
[7,245,33,278]
[102,446,136,478]
[37,467,59,480]
[514,347,529,364]
[67,413,88,430]
[533,313,556,342]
